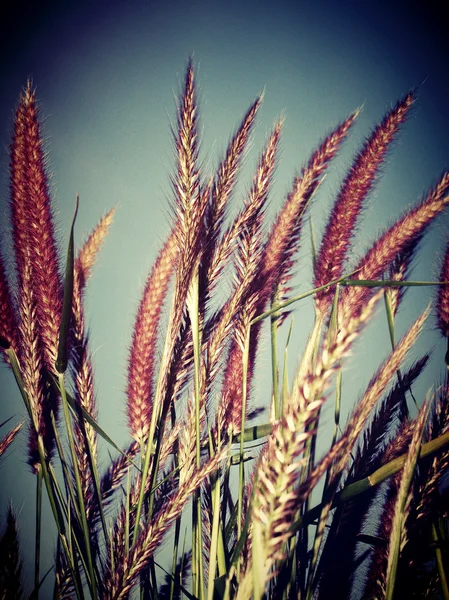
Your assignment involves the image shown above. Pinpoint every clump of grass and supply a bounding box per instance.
[1,60,449,600]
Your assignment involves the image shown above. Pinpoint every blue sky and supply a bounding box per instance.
[0,0,448,594]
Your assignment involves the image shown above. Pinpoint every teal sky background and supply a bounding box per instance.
[0,0,448,595]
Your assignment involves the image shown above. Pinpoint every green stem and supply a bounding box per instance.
[383,288,414,415]
[169,402,181,600]
[58,373,97,600]
[270,290,280,420]
[34,465,43,599]
[188,270,205,600]
[252,276,444,325]
[232,423,272,443]
[237,326,250,581]
[207,456,224,600]
[280,319,294,417]
[251,271,361,325]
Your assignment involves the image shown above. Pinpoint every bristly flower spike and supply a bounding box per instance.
[204,94,262,292]
[219,119,283,432]
[9,83,62,470]
[0,421,23,459]
[127,59,202,448]
[342,171,449,321]
[171,57,202,258]
[261,109,360,303]
[71,208,116,523]
[314,92,415,314]
[18,256,55,471]
[10,82,63,371]
[126,229,178,442]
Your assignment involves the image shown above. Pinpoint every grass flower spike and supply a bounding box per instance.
[314,93,414,314]
[10,83,63,370]
[342,171,449,320]
[127,229,177,441]
[7,83,63,470]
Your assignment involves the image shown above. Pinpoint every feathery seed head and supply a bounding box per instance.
[172,59,201,247]
[75,208,116,294]
[218,121,283,433]
[204,95,262,291]
[0,422,23,459]
[260,110,358,309]
[10,82,63,371]
[7,83,63,469]
[315,92,415,314]
[342,171,449,321]
[16,256,57,472]
[72,207,116,343]
[127,229,178,441]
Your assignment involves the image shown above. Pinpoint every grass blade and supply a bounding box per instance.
[56,194,79,374]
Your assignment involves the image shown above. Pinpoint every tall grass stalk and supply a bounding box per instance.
[1,61,449,600]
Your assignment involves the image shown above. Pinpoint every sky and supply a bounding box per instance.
[0,0,448,595]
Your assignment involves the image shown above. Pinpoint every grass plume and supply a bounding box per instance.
[314,93,415,314]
